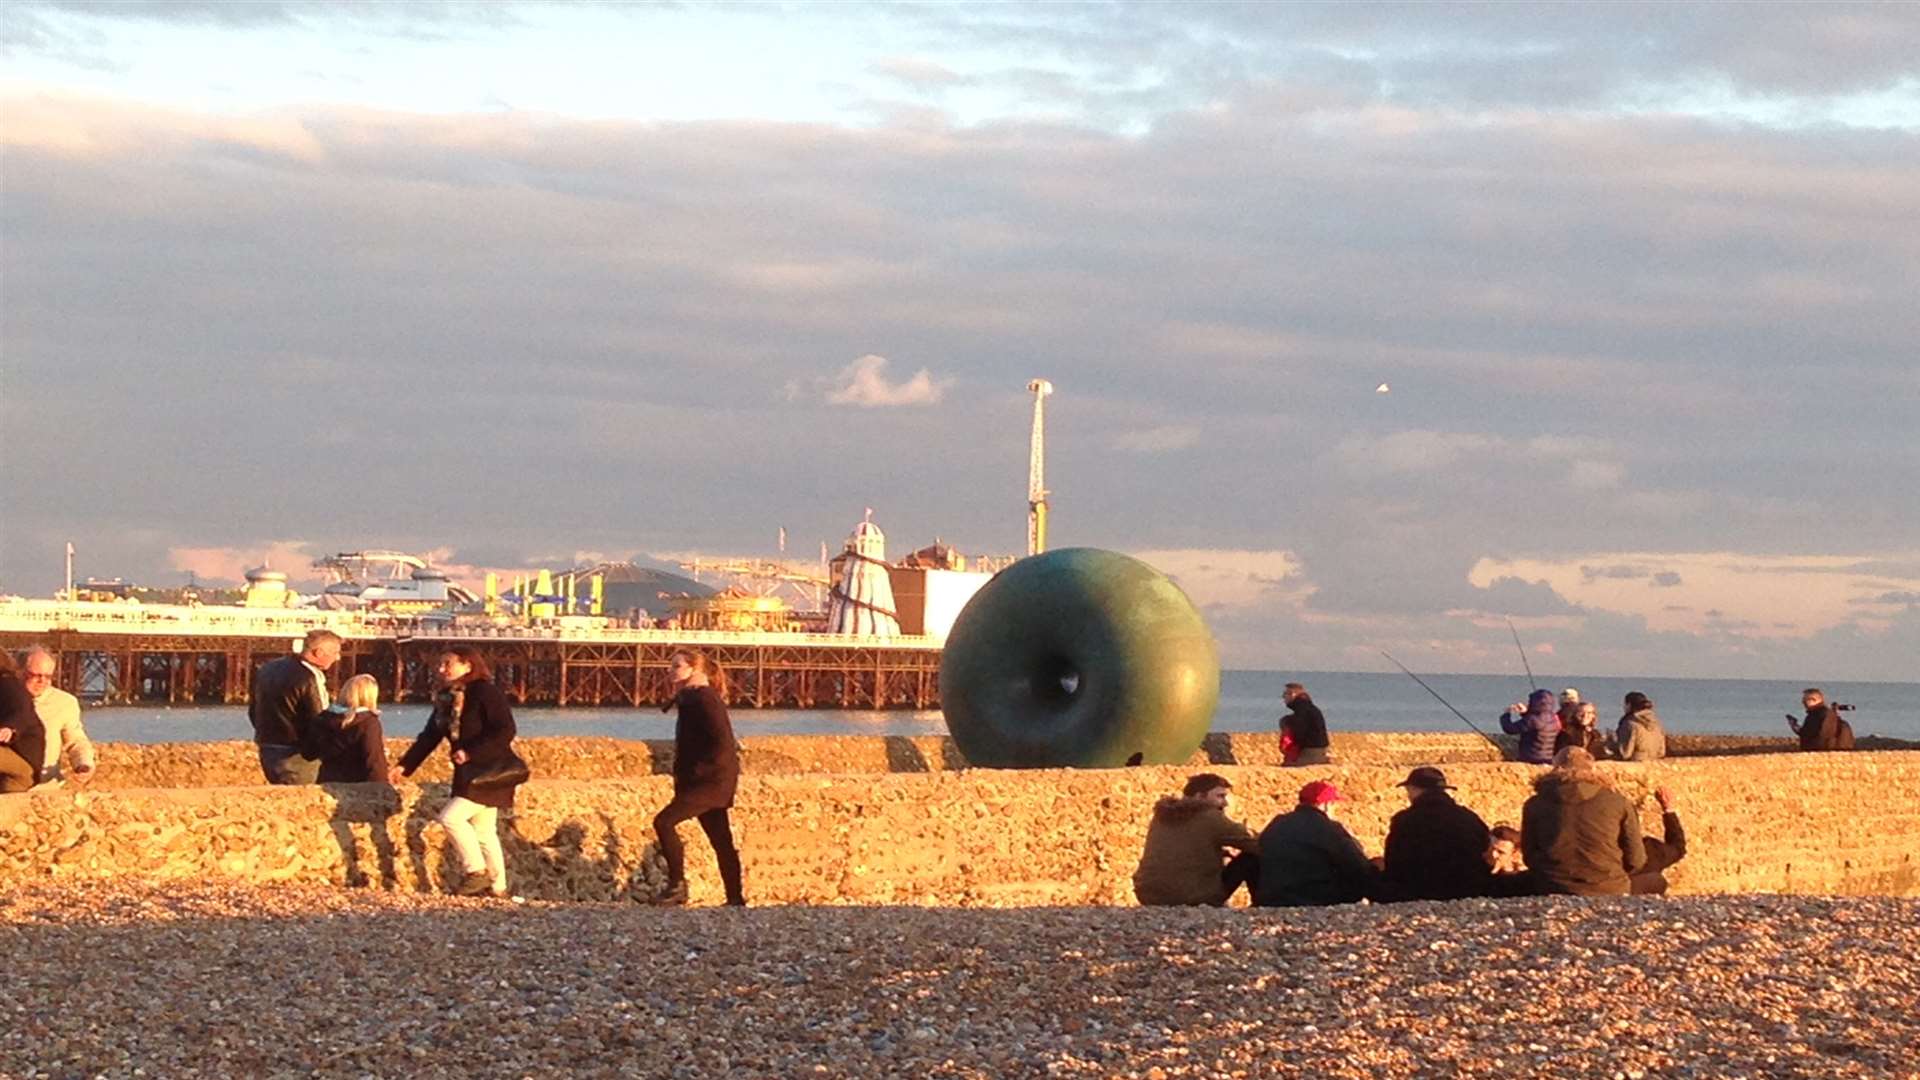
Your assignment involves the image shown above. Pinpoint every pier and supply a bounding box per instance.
[0,600,944,709]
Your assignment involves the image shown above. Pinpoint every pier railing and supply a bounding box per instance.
[0,599,946,708]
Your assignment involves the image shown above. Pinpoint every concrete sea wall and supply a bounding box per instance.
[5,746,1916,904]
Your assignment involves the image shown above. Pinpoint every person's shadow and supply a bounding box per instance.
[326,783,402,889]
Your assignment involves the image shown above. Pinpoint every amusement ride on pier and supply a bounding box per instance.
[0,381,1063,712]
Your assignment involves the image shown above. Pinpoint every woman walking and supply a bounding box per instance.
[311,674,389,783]
[652,648,745,906]
[396,647,524,897]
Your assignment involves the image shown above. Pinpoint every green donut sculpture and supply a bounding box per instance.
[940,548,1220,768]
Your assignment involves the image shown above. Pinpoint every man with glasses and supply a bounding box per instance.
[23,647,94,785]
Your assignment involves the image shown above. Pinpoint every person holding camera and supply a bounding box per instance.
[1788,688,1853,752]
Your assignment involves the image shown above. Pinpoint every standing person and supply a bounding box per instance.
[1253,781,1379,907]
[1558,701,1608,758]
[1788,688,1850,751]
[1380,766,1494,902]
[1132,773,1260,907]
[1499,689,1562,765]
[1615,692,1667,761]
[1520,747,1645,896]
[396,647,522,897]
[0,651,45,793]
[1278,682,1331,766]
[311,674,389,783]
[22,648,94,785]
[651,648,745,907]
[249,629,342,784]
[1630,787,1689,895]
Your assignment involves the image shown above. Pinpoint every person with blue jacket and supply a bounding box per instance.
[1500,688,1562,765]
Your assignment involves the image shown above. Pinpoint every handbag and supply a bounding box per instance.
[464,747,531,789]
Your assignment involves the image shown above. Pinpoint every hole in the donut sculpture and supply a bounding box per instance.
[1030,655,1082,708]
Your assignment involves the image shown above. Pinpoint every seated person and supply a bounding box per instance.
[1557,702,1609,758]
[1500,689,1562,765]
[1132,773,1259,906]
[1520,747,1646,896]
[1254,781,1379,907]
[1487,825,1526,875]
[1629,786,1689,895]
[1380,766,1493,902]
[305,674,390,784]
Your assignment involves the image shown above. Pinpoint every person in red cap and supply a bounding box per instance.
[1380,766,1495,902]
[1252,780,1379,907]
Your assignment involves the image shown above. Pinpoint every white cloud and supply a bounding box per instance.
[820,354,951,408]
[1113,425,1201,454]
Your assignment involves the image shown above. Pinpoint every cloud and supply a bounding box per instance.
[870,56,971,90]
[807,355,952,408]
[1651,571,1684,588]
[1113,425,1201,454]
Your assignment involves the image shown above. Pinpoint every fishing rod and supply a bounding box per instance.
[1380,650,1496,742]
[1506,617,1538,692]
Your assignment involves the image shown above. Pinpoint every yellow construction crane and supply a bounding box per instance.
[1027,378,1053,556]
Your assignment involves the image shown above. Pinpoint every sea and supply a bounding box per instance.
[79,670,1920,744]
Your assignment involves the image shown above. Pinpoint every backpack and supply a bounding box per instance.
[1832,714,1856,751]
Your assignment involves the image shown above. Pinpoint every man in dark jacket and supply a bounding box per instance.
[1788,688,1848,751]
[1520,747,1646,896]
[1254,781,1379,907]
[249,629,342,785]
[0,653,46,793]
[1279,682,1331,765]
[1629,786,1689,895]
[1380,766,1494,902]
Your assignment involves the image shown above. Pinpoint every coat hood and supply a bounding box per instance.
[1533,768,1609,801]
[1623,708,1658,728]
[1152,796,1222,823]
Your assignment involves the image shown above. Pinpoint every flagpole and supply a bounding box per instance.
[64,541,75,624]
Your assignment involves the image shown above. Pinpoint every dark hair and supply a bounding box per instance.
[0,650,17,677]
[1284,682,1306,694]
[1182,773,1231,798]
[1802,687,1824,698]
[1490,825,1521,844]
[1623,691,1653,712]
[441,645,492,682]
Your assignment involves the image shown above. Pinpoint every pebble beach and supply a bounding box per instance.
[4,882,1916,1079]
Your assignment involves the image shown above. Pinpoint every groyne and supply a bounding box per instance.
[4,737,1915,903]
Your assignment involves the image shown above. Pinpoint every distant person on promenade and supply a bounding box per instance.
[310,674,389,784]
[1520,747,1645,896]
[0,650,46,793]
[249,629,342,785]
[1278,682,1331,766]
[651,648,745,907]
[1615,692,1667,761]
[1500,689,1562,765]
[1254,781,1379,907]
[23,647,94,785]
[396,647,524,898]
[1379,766,1494,902]
[1133,773,1260,907]
[1630,787,1689,895]
[1557,701,1608,758]
[1788,688,1853,751]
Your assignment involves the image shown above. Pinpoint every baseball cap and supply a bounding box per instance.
[1396,766,1452,790]
[1298,780,1342,806]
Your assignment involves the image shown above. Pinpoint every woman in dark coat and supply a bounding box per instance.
[397,647,522,897]
[310,674,389,783]
[651,648,744,906]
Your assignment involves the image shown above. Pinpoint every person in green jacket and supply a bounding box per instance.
[1133,773,1260,906]
[1520,747,1646,895]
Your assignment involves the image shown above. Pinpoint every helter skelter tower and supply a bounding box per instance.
[1027,378,1053,557]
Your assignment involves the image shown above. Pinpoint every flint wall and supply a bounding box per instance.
[4,747,1915,904]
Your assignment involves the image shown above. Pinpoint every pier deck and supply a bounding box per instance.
[0,601,943,709]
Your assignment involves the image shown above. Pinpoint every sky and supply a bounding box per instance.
[2,1,1918,680]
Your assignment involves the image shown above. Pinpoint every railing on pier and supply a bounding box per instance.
[0,599,947,709]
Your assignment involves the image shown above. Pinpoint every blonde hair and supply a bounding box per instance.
[340,673,380,714]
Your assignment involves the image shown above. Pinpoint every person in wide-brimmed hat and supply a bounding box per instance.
[1253,781,1379,908]
[1380,766,1495,902]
